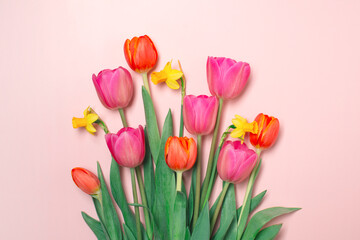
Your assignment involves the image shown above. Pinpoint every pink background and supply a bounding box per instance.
[1,0,360,239]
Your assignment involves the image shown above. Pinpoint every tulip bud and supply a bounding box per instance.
[124,35,158,73]
[105,126,145,168]
[183,95,219,135]
[250,113,280,150]
[207,57,250,100]
[217,141,257,184]
[165,136,197,172]
[71,167,100,195]
[92,67,134,110]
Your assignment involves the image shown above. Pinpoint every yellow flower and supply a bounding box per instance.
[150,61,184,89]
[230,115,258,143]
[72,107,99,134]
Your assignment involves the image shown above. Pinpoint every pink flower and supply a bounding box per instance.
[105,125,145,168]
[92,67,134,110]
[183,95,219,135]
[217,141,257,184]
[207,57,250,100]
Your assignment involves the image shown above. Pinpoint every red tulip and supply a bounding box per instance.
[250,113,280,150]
[71,168,100,195]
[124,35,158,73]
[165,136,197,172]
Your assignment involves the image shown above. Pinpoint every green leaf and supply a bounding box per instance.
[255,224,282,240]
[173,191,187,240]
[213,184,236,240]
[110,159,137,237]
[187,164,196,226]
[143,128,155,210]
[123,224,137,240]
[237,190,267,219]
[242,207,301,240]
[81,212,108,240]
[185,227,191,240]
[142,86,161,163]
[191,202,210,240]
[152,110,176,239]
[97,162,122,240]
[223,216,237,240]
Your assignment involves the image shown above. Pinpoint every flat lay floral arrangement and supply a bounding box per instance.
[71,35,300,240]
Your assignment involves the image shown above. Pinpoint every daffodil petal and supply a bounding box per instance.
[86,124,97,134]
[166,79,180,89]
[164,61,172,73]
[167,70,184,82]
[86,113,99,123]
[151,71,168,84]
[72,117,87,128]
[230,129,244,138]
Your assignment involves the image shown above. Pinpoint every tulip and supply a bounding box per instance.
[217,141,257,184]
[92,67,134,110]
[165,136,197,172]
[71,167,100,196]
[183,95,219,135]
[124,35,158,73]
[207,56,250,100]
[250,113,280,150]
[165,136,197,192]
[105,125,145,168]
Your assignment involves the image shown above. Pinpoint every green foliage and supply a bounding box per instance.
[191,202,210,240]
[81,212,108,240]
[255,224,282,240]
[173,191,187,240]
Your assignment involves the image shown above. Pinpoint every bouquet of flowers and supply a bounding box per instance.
[71,35,300,240]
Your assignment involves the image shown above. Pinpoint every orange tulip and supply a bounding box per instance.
[250,113,280,150]
[124,35,158,73]
[165,136,197,172]
[71,167,100,196]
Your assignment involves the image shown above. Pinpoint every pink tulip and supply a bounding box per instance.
[207,57,250,100]
[105,125,145,168]
[183,95,219,135]
[217,141,257,184]
[92,67,134,110]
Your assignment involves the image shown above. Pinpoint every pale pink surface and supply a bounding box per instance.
[217,141,257,184]
[1,1,360,239]
[183,95,218,135]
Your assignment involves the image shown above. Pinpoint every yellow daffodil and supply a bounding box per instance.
[150,61,183,89]
[230,115,259,143]
[72,107,99,134]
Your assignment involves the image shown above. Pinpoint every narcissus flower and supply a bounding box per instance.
[230,115,258,143]
[72,107,99,134]
[183,95,219,135]
[207,57,250,100]
[217,141,257,184]
[71,167,100,196]
[250,113,280,150]
[124,35,158,73]
[92,67,134,110]
[150,61,183,89]
[105,126,145,168]
[165,136,197,172]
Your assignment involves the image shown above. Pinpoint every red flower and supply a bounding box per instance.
[71,168,100,195]
[124,35,158,73]
[165,136,197,172]
[250,113,280,150]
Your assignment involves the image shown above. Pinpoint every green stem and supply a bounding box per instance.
[236,155,262,240]
[95,119,109,134]
[179,77,185,137]
[210,182,230,232]
[142,73,151,95]
[192,135,202,230]
[118,108,128,128]
[135,167,153,239]
[130,168,142,240]
[200,98,223,208]
[176,171,183,192]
